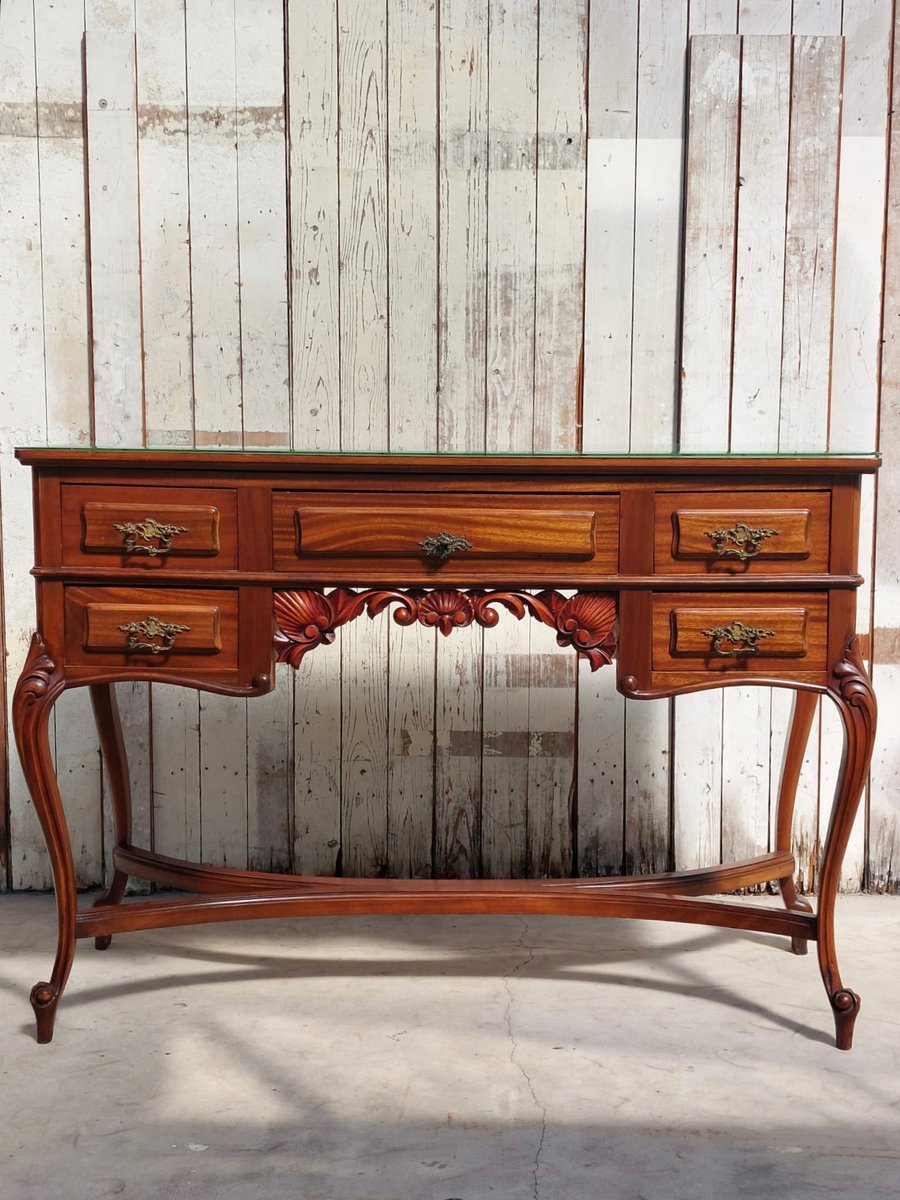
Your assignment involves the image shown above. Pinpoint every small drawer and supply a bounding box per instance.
[64,586,239,671]
[652,592,828,674]
[61,485,238,569]
[654,491,830,573]
[272,492,619,574]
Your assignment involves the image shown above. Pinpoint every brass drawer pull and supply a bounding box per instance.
[119,615,190,654]
[704,521,780,561]
[702,620,775,656]
[114,517,188,556]
[419,532,473,561]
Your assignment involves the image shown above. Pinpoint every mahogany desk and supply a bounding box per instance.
[12,449,879,1047]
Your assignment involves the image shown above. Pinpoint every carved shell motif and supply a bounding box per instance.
[273,589,344,668]
[417,590,476,636]
[535,590,617,670]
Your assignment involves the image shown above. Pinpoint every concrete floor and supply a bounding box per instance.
[1,893,899,1200]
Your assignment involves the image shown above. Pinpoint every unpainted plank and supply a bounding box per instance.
[235,2,292,872]
[829,0,891,452]
[791,1,842,36]
[287,0,342,874]
[338,0,389,451]
[737,3,791,34]
[485,0,537,451]
[292,644,342,876]
[869,8,900,893]
[288,0,341,449]
[532,0,586,453]
[185,1,249,868]
[185,0,242,447]
[32,3,104,888]
[1,0,51,889]
[134,1,198,871]
[338,0,390,877]
[434,624,483,878]
[388,0,438,451]
[582,0,636,453]
[136,0,193,447]
[629,0,687,452]
[730,35,791,450]
[481,619,532,878]
[778,36,843,451]
[235,0,290,450]
[85,30,143,446]
[437,0,488,450]
[434,0,489,877]
[675,35,739,872]
[387,622,436,878]
[680,35,740,445]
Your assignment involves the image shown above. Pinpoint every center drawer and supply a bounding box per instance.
[272,492,619,575]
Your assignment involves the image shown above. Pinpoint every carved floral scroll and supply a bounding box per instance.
[273,588,617,670]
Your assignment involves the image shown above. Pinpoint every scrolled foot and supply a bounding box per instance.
[831,988,861,1051]
[30,981,61,1044]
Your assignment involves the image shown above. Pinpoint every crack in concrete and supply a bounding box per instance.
[502,917,547,1200]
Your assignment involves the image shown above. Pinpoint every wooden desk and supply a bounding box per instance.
[12,449,879,1047]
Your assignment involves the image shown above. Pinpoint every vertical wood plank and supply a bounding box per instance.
[0,0,52,889]
[235,1,293,873]
[869,5,900,894]
[778,37,842,451]
[85,17,155,886]
[186,0,242,447]
[185,0,249,868]
[134,1,199,867]
[481,0,538,878]
[675,34,739,870]
[33,3,104,888]
[485,0,538,450]
[339,0,389,451]
[680,35,740,445]
[433,0,488,878]
[287,0,343,875]
[730,36,791,449]
[289,0,341,449]
[385,0,439,878]
[791,2,842,36]
[532,0,586,453]
[581,0,636,453]
[339,0,390,876]
[136,0,193,448]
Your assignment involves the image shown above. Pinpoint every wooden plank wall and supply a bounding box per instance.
[0,0,897,894]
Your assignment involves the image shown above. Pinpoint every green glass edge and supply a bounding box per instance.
[37,447,878,458]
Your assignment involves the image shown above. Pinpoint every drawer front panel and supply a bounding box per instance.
[655,491,830,573]
[652,592,828,673]
[61,485,238,568]
[65,587,239,670]
[273,492,619,573]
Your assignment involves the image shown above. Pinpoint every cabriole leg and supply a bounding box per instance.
[88,683,133,949]
[774,688,818,954]
[12,636,73,1043]
[818,641,876,1050]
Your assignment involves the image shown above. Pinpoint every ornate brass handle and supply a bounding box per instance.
[119,615,190,654]
[701,620,776,656]
[419,532,473,561]
[704,521,780,561]
[114,517,188,556]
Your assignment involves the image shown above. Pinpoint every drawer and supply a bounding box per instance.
[652,592,828,674]
[654,491,830,573]
[272,492,619,573]
[64,587,239,671]
[61,485,238,569]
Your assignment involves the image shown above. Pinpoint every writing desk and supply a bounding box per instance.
[12,449,878,1047]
